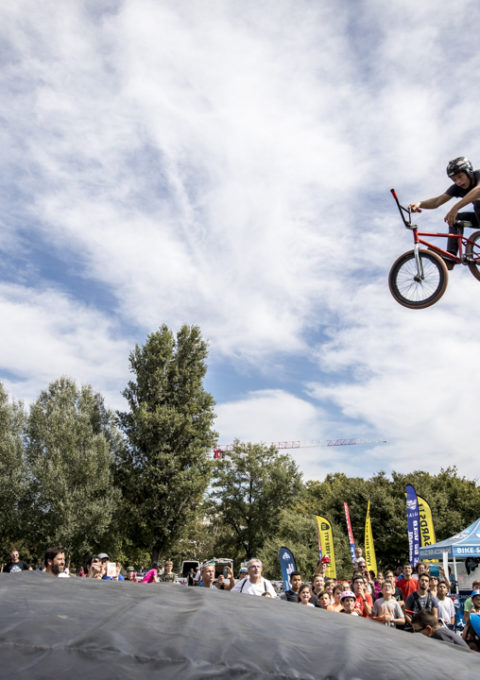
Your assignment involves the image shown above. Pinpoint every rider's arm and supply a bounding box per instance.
[410,193,451,211]
[444,182,480,223]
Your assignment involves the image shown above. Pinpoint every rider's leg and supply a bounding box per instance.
[447,222,464,256]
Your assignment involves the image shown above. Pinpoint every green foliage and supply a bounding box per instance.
[0,382,27,559]
[25,377,120,563]
[116,325,217,561]
[210,441,303,561]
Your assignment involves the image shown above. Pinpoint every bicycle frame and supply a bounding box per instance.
[390,188,480,272]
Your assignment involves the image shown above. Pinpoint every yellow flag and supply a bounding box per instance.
[364,500,377,576]
[417,494,437,562]
[315,515,337,579]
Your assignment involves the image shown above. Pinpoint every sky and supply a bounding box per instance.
[2,0,480,482]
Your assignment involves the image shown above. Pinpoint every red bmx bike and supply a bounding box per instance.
[389,188,480,308]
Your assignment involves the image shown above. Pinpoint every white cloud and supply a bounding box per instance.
[3,0,480,481]
[0,283,131,409]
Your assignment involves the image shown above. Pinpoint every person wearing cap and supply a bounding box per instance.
[126,566,137,582]
[413,610,470,649]
[462,590,480,650]
[463,580,480,624]
[340,591,359,615]
[313,556,330,578]
[231,559,277,597]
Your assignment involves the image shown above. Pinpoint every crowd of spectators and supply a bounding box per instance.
[2,547,480,652]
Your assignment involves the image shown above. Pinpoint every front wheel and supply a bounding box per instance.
[388,249,448,309]
[466,230,480,281]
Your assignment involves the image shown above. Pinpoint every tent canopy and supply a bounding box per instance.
[419,517,480,559]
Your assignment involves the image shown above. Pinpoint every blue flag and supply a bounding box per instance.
[279,546,297,593]
[406,484,420,567]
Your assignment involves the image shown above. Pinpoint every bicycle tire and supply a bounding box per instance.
[466,230,480,281]
[388,249,448,309]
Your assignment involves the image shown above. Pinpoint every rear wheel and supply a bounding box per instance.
[388,249,448,309]
[466,230,480,281]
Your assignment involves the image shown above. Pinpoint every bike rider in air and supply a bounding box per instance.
[409,157,480,269]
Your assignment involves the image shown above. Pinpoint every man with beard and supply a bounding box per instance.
[44,547,69,577]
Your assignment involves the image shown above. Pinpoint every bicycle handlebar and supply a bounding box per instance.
[390,188,418,229]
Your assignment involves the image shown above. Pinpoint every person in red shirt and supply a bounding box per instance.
[396,562,419,600]
[352,576,373,618]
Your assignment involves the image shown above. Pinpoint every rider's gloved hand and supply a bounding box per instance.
[409,203,422,213]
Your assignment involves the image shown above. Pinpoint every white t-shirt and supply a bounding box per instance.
[231,577,277,597]
[437,597,455,625]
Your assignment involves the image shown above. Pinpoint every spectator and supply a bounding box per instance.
[372,582,405,628]
[414,610,470,649]
[85,555,103,579]
[405,573,439,626]
[159,560,177,583]
[340,591,359,616]
[298,584,315,607]
[310,575,325,606]
[313,556,330,578]
[462,590,480,650]
[231,559,277,597]
[141,562,162,583]
[3,550,30,573]
[383,571,404,604]
[463,580,480,624]
[44,547,68,577]
[280,571,303,602]
[352,547,364,571]
[198,563,216,590]
[114,562,125,581]
[374,571,384,599]
[316,590,336,611]
[436,580,455,628]
[352,576,373,618]
[126,566,137,582]
[214,567,235,591]
[396,562,419,601]
[414,562,429,579]
[428,574,439,597]
[330,584,344,612]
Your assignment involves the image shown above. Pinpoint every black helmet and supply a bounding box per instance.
[446,156,474,180]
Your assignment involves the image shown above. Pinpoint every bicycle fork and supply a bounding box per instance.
[413,244,424,281]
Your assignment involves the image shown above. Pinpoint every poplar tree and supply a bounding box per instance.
[0,382,27,554]
[117,324,217,562]
[25,377,120,561]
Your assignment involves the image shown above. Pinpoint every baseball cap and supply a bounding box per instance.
[97,553,109,560]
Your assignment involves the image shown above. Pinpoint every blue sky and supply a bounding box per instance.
[2,0,480,481]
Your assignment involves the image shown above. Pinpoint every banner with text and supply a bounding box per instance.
[344,502,356,564]
[315,515,337,579]
[406,484,420,567]
[279,546,297,593]
[364,500,377,576]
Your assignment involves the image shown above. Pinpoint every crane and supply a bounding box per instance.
[213,438,387,458]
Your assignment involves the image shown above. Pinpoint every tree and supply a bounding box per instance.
[117,324,217,562]
[210,441,303,561]
[25,377,120,563]
[0,382,27,559]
